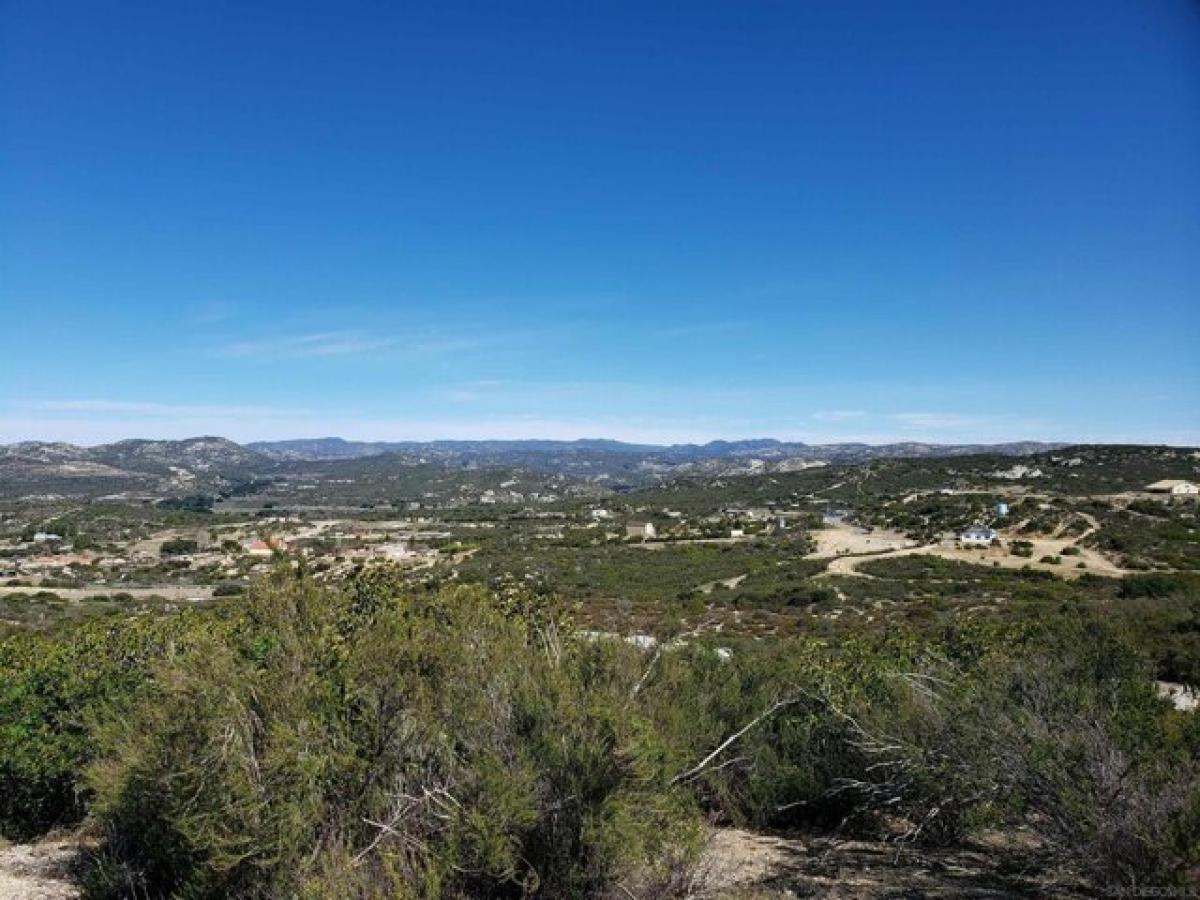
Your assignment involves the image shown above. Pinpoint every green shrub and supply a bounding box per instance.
[0,612,223,839]
[84,572,703,898]
[4,566,1198,895]
[837,616,1200,886]
[159,539,198,556]
[641,638,878,830]
[1119,573,1200,600]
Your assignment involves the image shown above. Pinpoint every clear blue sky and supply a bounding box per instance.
[2,0,1197,446]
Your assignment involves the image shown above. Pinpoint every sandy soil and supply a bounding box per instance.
[810,519,1126,580]
[1157,681,1200,713]
[0,584,214,601]
[695,827,1088,898]
[0,839,79,900]
[808,524,918,558]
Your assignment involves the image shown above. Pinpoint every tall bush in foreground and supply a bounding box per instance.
[836,618,1200,888]
[0,612,218,840]
[85,572,702,899]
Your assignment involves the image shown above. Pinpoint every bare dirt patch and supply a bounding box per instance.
[808,523,917,558]
[0,838,80,900]
[694,827,1089,898]
[809,519,1126,580]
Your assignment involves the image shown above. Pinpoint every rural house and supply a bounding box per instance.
[1145,479,1199,496]
[959,526,998,547]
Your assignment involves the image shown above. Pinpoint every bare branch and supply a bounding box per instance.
[671,696,803,786]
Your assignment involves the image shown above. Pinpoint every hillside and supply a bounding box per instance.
[0,437,277,500]
[5,437,1194,502]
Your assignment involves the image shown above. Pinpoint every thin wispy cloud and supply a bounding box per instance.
[26,400,309,418]
[890,412,980,430]
[650,320,754,340]
[221,332,397,360]
[405,335,502,356]
[440,380,510,403]
[812,410,866,422]
[217,328,555,362]
[187,301,239,326]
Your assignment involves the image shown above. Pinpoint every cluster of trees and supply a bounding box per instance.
[1,568,1198,897]
[456,537,814,607]
[156,495,215,514]
[159,538,199,556]
[1086,503,1200,570]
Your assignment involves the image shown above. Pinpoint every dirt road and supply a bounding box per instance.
[0,584,214,601]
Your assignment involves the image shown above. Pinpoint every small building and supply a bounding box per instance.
[959,527,998,547]
[625,521,656,540]
[589,508,612,520]
[1146,480,1199,496]
[378,540,414,561]
[32,532,62,543]
[244,536,288,557]
[994,501,1009,517]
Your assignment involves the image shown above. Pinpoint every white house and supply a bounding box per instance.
[1146,480,1199,496]
[625,521,656,540]
[959,527,997,547]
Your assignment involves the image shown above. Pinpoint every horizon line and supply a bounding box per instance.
[7,433,1200,451]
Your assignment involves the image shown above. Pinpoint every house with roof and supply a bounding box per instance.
[959,526,998,547]
[244,535,289,557]
[1146,479,1199,496]
[625,520,656,540]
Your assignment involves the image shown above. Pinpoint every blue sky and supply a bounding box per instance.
[2,0,1197,446]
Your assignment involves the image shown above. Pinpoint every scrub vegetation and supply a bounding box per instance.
[1,566,1198,897]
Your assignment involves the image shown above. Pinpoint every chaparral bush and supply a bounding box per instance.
[83,570,704,899]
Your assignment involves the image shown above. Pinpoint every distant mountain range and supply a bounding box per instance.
[5,435,1197,502]
[246,436,1061,464]
[0,437,270,499]
[0,435,1064,498]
